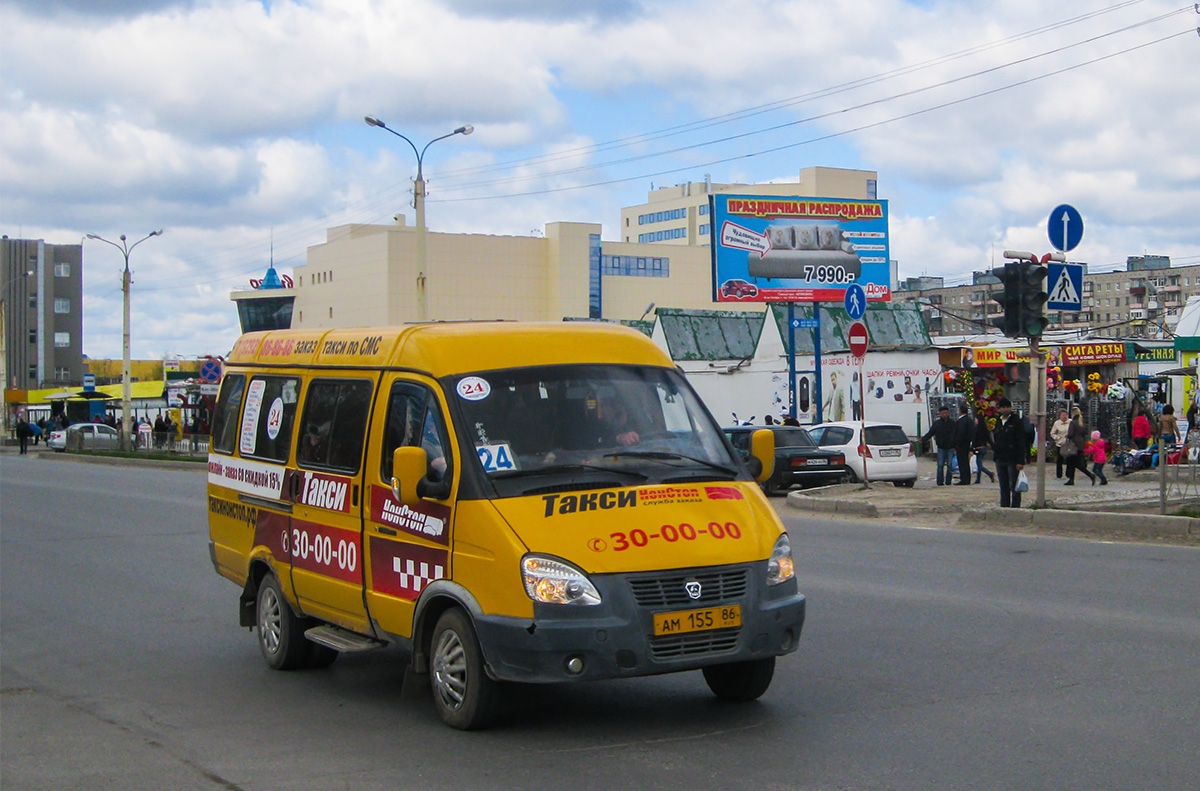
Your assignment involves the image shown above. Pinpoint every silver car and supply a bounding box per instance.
[46,423,121,452]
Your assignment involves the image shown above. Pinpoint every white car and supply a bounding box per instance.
[46,423,121,452]
[808,421,918,487]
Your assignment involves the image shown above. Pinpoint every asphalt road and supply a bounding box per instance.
[2,456,1198,791]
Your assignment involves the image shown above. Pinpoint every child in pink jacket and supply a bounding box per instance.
[1085,430,1109,485]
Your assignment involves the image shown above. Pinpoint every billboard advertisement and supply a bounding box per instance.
[710,194,891,303]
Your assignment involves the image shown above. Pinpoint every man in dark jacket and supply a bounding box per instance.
[921,405,957,485]
[954,404,975,485]
[991,398,1033,508]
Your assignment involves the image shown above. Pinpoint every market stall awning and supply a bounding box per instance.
[1148,366,1197,377]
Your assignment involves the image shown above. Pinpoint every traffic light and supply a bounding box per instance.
[1017,261,1048,336]
[990,262,1022,337]
[989,261,1049,338]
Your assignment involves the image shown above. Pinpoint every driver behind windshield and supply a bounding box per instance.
[597,396,640,448]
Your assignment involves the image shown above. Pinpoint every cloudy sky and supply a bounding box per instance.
[2,0,1197,359]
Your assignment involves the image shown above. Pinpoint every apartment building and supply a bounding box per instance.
[895,256,1192,339]
[2,236,85,391]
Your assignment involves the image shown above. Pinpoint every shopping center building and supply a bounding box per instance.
[286,167,880,328]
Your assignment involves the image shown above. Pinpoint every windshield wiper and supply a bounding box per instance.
[602,451,738,477]
[492,463,649,481]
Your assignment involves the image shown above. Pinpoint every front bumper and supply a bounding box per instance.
[472,561,805,683]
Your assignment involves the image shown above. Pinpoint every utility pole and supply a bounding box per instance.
[85,231,163,451]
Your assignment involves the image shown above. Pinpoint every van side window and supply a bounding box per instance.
[240,376,301,463]
[298,379,373,473]
[381,383,451,483]
[210,374,246,455]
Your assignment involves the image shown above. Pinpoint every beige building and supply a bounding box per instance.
[289,167,879,328]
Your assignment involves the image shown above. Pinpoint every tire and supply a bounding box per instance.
[845,468,859,484]
[429,608,498,730]
[894,478,917,488]
[702,657,776,701]
[255,573,310,671]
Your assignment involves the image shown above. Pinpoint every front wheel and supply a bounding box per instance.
[256,573,310,670]
[702,657,776,701]
[429,609,498,730]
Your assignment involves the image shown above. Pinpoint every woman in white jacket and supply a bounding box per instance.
[1050,409,1071,478]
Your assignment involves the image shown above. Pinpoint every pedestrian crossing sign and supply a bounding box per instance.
[1046,262,1083,311]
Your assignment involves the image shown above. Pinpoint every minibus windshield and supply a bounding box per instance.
[449,364,741,489]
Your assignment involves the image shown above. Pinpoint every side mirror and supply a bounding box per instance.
[749,429,775,483]
[391,446,453,504]
[744,454,763,479]
[391,446,428,505]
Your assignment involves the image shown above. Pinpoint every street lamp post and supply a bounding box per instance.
[364,116,473,322]
[85,230,163,451]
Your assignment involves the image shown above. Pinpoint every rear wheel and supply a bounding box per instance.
[256,573,310,670]
[429,609,498,730]
[702,657,776,701]
[894,478,916,488]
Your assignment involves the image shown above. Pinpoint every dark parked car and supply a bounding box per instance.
[724,425,847,495]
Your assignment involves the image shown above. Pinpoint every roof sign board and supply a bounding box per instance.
[711,194,891,304]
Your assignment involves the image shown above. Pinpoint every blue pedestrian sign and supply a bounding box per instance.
[1046,262,1084,311]
[843,283,866,321]
[1047,204,1084,252]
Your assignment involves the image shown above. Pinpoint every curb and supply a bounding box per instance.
[32,450,206,473]
[785,493,878,518]
[957,504,1198,540]
[789,492,1200,542]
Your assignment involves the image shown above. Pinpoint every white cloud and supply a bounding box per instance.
[2,0,1197,358]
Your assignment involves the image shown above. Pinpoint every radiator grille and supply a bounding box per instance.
[649,628,741,660]
[628,567,748,608]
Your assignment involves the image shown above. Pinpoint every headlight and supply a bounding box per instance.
[766,532,795,586]
[522,555,602,605]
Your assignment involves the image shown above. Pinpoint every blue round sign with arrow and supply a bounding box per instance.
[1047,204,1084,252]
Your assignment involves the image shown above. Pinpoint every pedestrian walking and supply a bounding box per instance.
[972,411,995,483]
[1064,407,1096,485]
[1050,409,1071,478]
[15,417,32,455]
[1085,430,1109,485]
[991,398,1033,508]
[954,404,974,485]
[921,405,958,486]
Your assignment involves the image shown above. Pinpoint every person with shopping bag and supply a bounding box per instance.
[992,398,1033,508]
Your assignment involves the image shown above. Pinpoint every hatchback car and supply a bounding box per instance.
[724,425,847,495]
[808,421,918,487]
[720,279,759,299]
[46,423,121,452]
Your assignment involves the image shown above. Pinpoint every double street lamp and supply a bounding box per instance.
[364,116,473,322]
[85,230,163,450]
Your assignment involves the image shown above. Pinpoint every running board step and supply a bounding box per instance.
[304,625,386,653]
